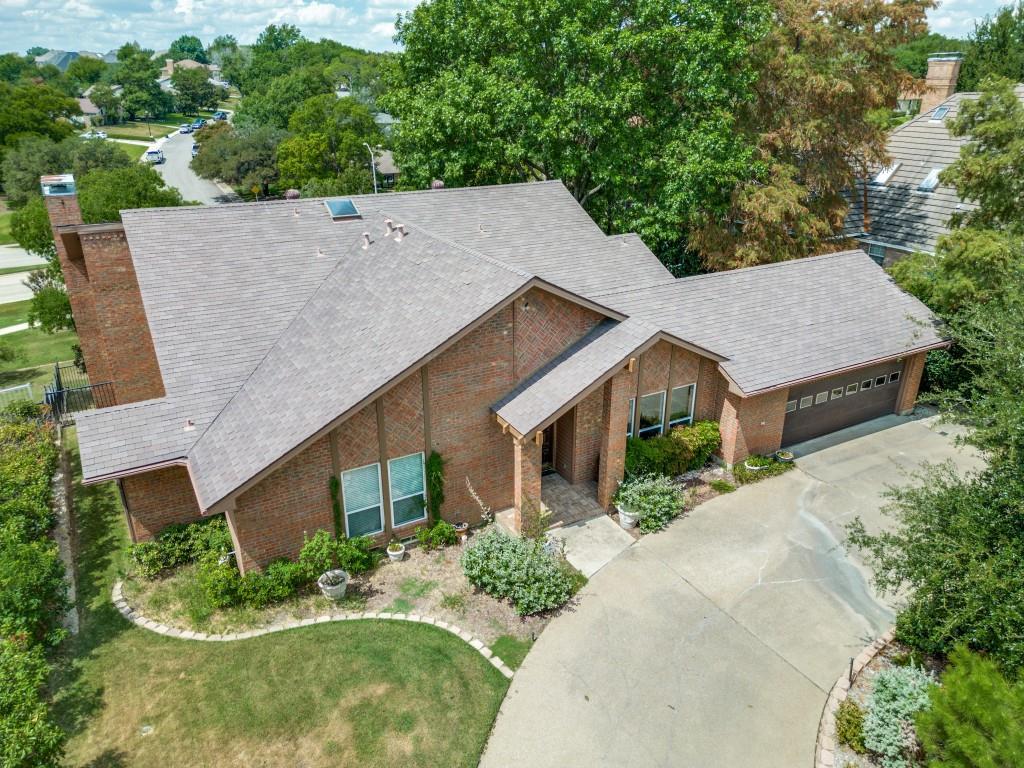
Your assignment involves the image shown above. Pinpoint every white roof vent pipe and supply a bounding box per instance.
[362,232,371,249]
[383,217,395,235]
[395,224,407,241]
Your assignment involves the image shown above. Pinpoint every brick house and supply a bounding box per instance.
[40,174,945,573]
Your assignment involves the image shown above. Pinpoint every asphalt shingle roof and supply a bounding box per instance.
[594,250,945,394]
[493,318,660,436]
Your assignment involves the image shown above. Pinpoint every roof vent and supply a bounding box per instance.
[324,198,361,220]
[431,179,445,189]
[394,224,406,241]
[284,188,300,200]
[362,233,371,249]
[184,418,195,432]
[384,217,395,235]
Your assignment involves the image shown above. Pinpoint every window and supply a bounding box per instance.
[861,379,873,391]
[846,383,859,395]
[638,391,666,438]
[785,400,797,413]
[919,168,941,192]
[889,371,901,384]
[341,463,383,537]
[799,396,814,409]
[815,391,828,405]
[831,388,844,400]
[668,384,696,428]
[626,398,636,437]
[930,106,949,121]
[872,163,901,186]
[389,452,426,528]
[867,244,886,266]
[875,376,887,387]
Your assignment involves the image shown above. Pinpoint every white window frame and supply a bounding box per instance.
[637,390,666,438]
[667,383,697,428]
[889,371,901,384]
[799,396,814,409]
[626,397,636,437]
[785,400,797,413]
[918,168,941,192]
[388,452,427,529]
[814,391,828,405]
[861,379,873,391]
[874,375,888,387]
[341,462,384,537]
[846,383,860,395]
[831,388,844,400]
[872,163,901,185]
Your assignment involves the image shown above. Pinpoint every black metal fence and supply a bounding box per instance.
[44,363,116,425]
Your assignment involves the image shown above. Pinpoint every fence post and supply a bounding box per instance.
[54,361,63,392]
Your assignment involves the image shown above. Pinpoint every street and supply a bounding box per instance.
[152,131,237,205]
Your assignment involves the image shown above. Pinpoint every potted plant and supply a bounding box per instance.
[387,538,406,563]
[616,504,639,530]
[775,449,795,463]
[317,569,349,600]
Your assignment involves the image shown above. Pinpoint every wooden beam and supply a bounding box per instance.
[627,356,637,373]
[535,430,544,446]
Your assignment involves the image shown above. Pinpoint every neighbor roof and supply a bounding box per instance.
[845,85,1024,254]
[593,250,945,395]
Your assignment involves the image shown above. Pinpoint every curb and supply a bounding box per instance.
[814,628,896,768]
[111,581,514,679]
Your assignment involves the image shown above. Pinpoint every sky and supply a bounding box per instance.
[0,0,1009,56]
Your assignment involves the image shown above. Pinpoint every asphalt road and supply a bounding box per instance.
[153,131,237,205]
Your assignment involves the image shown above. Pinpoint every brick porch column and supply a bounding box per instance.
[896,352,927,415]
[597,370,631,508]
[513,436,541,532]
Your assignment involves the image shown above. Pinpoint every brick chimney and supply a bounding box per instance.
[40,174,165,405]
[920,53,963,115]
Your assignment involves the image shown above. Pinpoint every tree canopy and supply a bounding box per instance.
[168,34,208,64]
[891,32,964,78]
[171,67,220,115]
[959,2,1024,90]
[113,43,171,120]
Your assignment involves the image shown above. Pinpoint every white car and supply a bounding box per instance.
[143,149,166,165]
[81,130,108,139]
[179,124,193,134]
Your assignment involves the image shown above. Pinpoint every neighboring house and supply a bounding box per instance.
[846,53,1024,266]
[374,112,397,136]
[157,58,225,92]
[74,97,99,126]
[40,175,944,573]
[375,150,399,189]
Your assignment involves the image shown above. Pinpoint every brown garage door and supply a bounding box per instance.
[781,361,905,447]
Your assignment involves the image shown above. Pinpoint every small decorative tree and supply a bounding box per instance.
[425,450,445,524]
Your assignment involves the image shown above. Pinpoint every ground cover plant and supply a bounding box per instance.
[732,454,795,484]
[863,664,933,768]
[614,474,687,533]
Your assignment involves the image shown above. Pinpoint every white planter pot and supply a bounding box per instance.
[317,569,349,600]
[387,542,406,563]
[617,505,638,530]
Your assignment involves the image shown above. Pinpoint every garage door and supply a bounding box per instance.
[781,361,905,447]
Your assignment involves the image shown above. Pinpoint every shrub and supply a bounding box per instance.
[864,664,934,768]
[0,400,44,423]
[836,699,867,754]
[670,420,721,470]
[709,479,735,493]
[624,421,721,479]
[732,454,795,485]
[625,436,668,478]
[415,520,457,551]
[614,475,686,534]
[460,529,579,615]
[335,535,377,574]
[194,551,240,609]
[916,646,1024,768]
[0,639,64,768]
[298,529,336,579]
[0,518,68,647]
[130,516,232,579]
[0,422,59,539]
[425,450,446,523]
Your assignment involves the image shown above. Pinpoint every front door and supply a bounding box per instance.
[541,424,556,475]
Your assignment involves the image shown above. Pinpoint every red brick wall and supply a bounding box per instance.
[571,388,604,483]
[638,341,672,396]
[513,437,542,530]
[231,436,335,573]
[121,466,202,542]
[718,388,789,466]
[514,288,602,381]
[335,403,380,470]
[79,229,165,404]
[597,370,633,507]
[896,352,927,414]
[696,359,722,420]
[382,372,425,459]
[554,409,575,479]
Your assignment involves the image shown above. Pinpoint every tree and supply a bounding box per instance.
[65,56,107,91]
[384,0,770,264]
[1,135,132,208]
[916,646,1024,767]
[960,3,1024,91]
[233,66,333,130]
[191,123,284,197]
[113,43,166,119]
[207,34,238,62]
[88,83,121,124]
[77,165,185,221]
[891,32,966,79]
[0,82,80,183]
[0,53,37,84]
[690,0,932,269]
[171,67,217,115]
[168,34,208,63]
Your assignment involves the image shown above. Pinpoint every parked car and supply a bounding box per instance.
[81,129,107,139]
[212,111,228,121]
[191,118,206,130]
[179,124,192,134]
[143,149,165,165]
[191,144,200,158]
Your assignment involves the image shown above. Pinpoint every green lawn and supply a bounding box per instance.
[53,432,510,768]
[0,211,14,245]
[0,298,30,327]
[0,264,46,276]
[116,142,148,162]
[2,327,78,368]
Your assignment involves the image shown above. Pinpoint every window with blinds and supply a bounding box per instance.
[388,452,426,528]
[341,463,383,537]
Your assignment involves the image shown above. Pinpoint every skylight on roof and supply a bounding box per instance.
[918,168,941,192]
[872,162,901,185]
[930,106,950,121]
[324,199,360,219]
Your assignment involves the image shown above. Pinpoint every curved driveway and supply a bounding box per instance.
[482,414,982,768]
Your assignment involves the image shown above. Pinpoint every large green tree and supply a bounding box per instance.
[891,32,966,79]
[190,122,284,197]
[171,67,219,115]
[0,82,80,186]
[168,34,208,64]
[383,0,770,262]
[113,43,169,119]
[65,56,108,92]
[233,66,333,130]
[960,2,1024,91]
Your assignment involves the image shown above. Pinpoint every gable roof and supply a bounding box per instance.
[845,85,1024,254]
[594,250,945,395]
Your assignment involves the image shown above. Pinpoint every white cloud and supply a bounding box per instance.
[927,0,1002,38]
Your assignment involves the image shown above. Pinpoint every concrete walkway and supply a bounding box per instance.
[0,244,46,271]
[481,413,984,768]
[0,322,29,336]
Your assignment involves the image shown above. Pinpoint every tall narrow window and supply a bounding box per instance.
[389,452,426,528]
[341,463,383,537]
[668,384,696,428]
[626,398,636,437]
[638,391,666,438]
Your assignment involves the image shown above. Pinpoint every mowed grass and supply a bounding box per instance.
[53,431,510,768]
[2,327,78,368]
[116,142,148,162]
[0,298,31,327]
[0,211,14,245]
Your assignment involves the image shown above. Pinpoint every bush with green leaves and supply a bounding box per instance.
[732,454,795,485]
[130,516,233,579]
[836,698,867,754]
[0,638,64,768]
[460,529,581,615]
[0,421,59,539]
[916,646,1024,767]
[415,520,457,551]
[0,518,69,648]
[863,664,933,768]
[614,474,686,533]
[296,530,376,577]
[624,421,721,479]
[0,400,44,424]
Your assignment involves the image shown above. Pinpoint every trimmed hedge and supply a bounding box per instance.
[624,420,720,478]
[0,639,64,768]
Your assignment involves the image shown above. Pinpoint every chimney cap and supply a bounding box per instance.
[40,174,76,197]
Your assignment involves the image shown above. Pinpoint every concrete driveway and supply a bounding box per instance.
[481,413,983,768]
